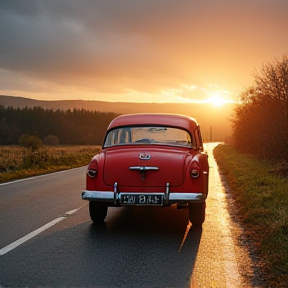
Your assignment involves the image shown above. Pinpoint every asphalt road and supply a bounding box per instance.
[0,144,263,288]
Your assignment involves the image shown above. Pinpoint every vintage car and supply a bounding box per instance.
[82,113,209,226]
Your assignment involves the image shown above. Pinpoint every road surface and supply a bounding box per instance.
[0,143,263,287]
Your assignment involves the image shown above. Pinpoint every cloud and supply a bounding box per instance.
[0,0,288,101]
[173,84,235,103]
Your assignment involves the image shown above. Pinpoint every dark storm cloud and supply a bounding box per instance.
[0,0,288,97]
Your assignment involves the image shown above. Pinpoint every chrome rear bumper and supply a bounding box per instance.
[82,182,206,205]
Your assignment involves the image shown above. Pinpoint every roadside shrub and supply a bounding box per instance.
[19,134,43,152]
[43,134,60,146]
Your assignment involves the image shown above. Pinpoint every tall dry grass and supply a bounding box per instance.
[0,145,100,183]
[214,144,288,287]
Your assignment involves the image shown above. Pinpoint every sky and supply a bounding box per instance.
[0,0,287,104]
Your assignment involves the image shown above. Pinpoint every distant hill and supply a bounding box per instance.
[0,95,235,141]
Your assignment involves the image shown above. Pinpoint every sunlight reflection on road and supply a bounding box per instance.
[178,221,192,253]
[189,142,251,288]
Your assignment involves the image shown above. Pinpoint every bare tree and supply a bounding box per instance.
[233,55,288,160]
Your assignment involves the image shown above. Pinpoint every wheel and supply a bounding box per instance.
[89,201,108,223]
[189,202,206,226]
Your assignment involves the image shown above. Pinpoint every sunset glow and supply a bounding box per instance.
[206,96,229,107]
[0,2,287,104]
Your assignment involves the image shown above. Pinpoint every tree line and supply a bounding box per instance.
[0,106,119,145]
[232,55,288,162]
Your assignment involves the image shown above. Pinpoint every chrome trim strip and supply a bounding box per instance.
[113,182,118,205]
[165,182,170,205]
[129,166,159,171]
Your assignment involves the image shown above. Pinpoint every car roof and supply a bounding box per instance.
[107,113,199,132]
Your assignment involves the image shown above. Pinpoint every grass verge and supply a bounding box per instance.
[214,144,288,287]
[0,145,101,183]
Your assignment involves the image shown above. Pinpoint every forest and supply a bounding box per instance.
[232,55,288,163]
[0,106,119,145]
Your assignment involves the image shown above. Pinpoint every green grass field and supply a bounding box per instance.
[214,144,288,287]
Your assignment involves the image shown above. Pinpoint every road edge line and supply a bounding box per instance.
[0,206,82,256]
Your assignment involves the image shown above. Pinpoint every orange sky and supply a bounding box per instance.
[0,1,287,104]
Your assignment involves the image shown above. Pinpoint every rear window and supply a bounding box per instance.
[104,126,193,148]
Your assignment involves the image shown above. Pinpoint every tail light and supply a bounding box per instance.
[87,159,98,178]
[87,169,97,178]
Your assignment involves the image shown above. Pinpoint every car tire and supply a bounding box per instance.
[89,201,108,223]
[189,202,205,226]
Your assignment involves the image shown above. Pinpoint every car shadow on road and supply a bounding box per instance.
[83,206,203,287]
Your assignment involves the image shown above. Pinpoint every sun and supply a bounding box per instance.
[206,96,227,107]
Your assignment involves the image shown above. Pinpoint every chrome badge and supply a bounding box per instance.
[139,153,151,160]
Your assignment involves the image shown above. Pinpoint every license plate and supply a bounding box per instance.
[120,194,164,205]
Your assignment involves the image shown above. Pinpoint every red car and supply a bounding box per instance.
[82,113,209,226]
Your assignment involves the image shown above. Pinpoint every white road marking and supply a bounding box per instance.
[0,206,83,256]
[0,166,86,187]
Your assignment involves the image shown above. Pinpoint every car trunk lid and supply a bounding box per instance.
[103,147,188,187]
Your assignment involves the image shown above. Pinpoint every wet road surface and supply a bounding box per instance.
[0,143,263,287]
